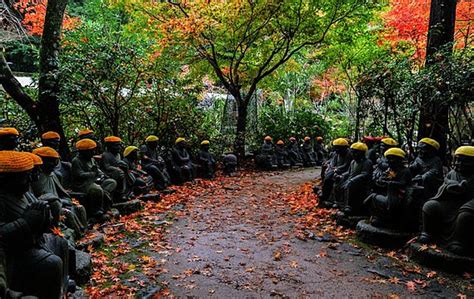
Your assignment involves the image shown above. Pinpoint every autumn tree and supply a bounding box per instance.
[121,0,373,157]
[0,0,70,157]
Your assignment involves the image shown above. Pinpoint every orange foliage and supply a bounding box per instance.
[14,0,80,36]
[383,0,474,61]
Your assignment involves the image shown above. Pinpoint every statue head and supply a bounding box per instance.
[76,139,97,160]
[316,136,323,144]
[0,151,35,194]
[350,142,368,162]
[41,131,61,151]
[123,146,139,162]
[384,147,406,169]
[454,146,474,176]
[104,136,122,155]
[33,147,60,175]
[200,140,210,151]
[145,135,159,150]
[380,138,398,155]
[175,137,186,148]
[332,138,349,155]
[264,136,272,144]
[304,137,311,144]
[289,137,296,144]
[0,127,20,150]
[418,138,440,159]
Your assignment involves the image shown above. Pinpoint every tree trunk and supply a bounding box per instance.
[234,97,248,159]
[37,0,69,158]
[418,0,457,161]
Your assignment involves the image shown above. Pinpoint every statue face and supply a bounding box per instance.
[0,171,31,194]
[43,139,60,151]
[455,155,474,176]
[128,150,138,161]
[387,155,403,169]
[147,141,158,149]
[418,143,434,159]
[108,143,121,155]
[334,146,347,155]
[0,135,18,150]
[201,144,210,151]
[79,149,94,160]
[41,157,59,174]
[351,149,365,162]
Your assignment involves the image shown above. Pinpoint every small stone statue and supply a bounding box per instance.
[337,142,373,216]
[139,135,171,190]
[0,151,70,298]
[0,127,19,150]
[71,139,117,222]
[122,146,153,196]
[364,148,412,228]
[409,138,443,199]
[287,137,304,167]
[223,153,238,176]
[257,136,277,169]
[31,147,87,238]
[41,131,72,188]
[275,140,291,169]
[419,146,474,256]
[319,138,352,208]
[301,137,317,167]
[197,140,216,179]
[171,137,195,183]
[102,136,128,201]
[372,137,399,186]
[314,137,327,166]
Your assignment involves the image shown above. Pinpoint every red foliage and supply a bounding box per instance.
[383,0,474,62]
[14,0,80,36]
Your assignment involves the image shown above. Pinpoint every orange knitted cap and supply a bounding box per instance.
[32,147,60,159]
[104,136,122,143]
[76,138,97,150]
[78,129,94,137]
[41,131,60,140]
[26,152,43,166]
[0,127,19,136]
[304,136,311,141]
[0,151,34,173]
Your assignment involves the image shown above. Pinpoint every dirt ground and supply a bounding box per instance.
[155,168,472,298]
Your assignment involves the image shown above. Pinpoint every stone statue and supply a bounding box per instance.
[409,138,443,199]
[372,137,399,186]
[41,131,72,188]
[337,142,373,216]
[139,135,171,190]
[418,146,474,256]
[223,153,238,176]
[314,137,327,166]
[102,136,128,202]
[31,147,87,238]
[287,137,304,167]
[301,137,317,167]
[0,127,19,150]
[171,137,195,183]
[364,148,412,228]
[319,138,352,208]
[0,151,70,298]
[122,146,153,196]
[275,140,291,168]
[71,139,117,222]
[257,136,277,169]
[197,140,216,179]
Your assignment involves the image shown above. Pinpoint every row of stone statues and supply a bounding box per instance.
[256,136,327,169]
[316,136,473,259]
[0,127,238,298]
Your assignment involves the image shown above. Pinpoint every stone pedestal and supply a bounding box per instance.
[113,199,142,215]
[72,250,92,285]
[409,242,474,273]
[76,230,105,251]
[356,220,414,248]
[335,212,367,229]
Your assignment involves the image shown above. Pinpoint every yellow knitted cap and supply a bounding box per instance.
[381,138,398,146]
[384,147,406,158]
[419,138,440,150]
[145,135,159,142]
[332,138,349,147]
[0,151,34,173]
[76,138,97,150]
[32,147,60,159]
[201,140,210,145]
[350,142,368,152]
[454,146,474,157]
[175,137,186,144]
[123,146,138,157]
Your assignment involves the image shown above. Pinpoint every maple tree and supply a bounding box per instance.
[14,0,79,36]
[117,0,374,157]
[383,0,474,62]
